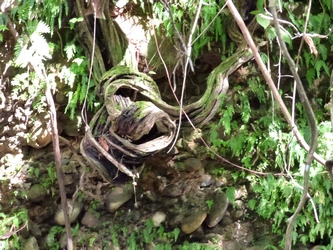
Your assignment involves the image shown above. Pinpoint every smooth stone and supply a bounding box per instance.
[81,211,100,229]
[206,191,229,227]
[23,237,39,250]
[54,200,83,225]
[105,183,133,212]
[200,174,212,187]
[181,210,207,234]
[151,211,166,227]
[27,184,47,203]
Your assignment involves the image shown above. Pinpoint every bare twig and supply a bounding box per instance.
[44,69,73,250]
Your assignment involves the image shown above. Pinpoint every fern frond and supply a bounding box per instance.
[31,33,51,59]
[35,21,50,34]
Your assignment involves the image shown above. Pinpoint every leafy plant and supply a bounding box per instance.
[205,199,214,210]
[0,209,28,250]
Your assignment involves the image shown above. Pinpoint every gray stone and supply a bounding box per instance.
[27,184,47,203]
[234,221,254,246]
[81,211,100,229]
[105,183,133,212]
[206,191,229,227]
[181,210,207,234]
[200,174,212,187]
[151,211,166,227]
[23,237,39,250]
[54,200,83,225]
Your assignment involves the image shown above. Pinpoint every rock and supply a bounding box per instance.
[29,205,54,223]
[163,197,178,206]
[184,158,202,172]
[151,211,166,227]
[54,200,83,225]
[61,111,84,137]
[27,112,53,148]
[200,174,212,187]
[144,190,158,202]
[105,183,133,212]
[221,215,233,226]
[163,184,182,197]
[234,221,254,246]
[27,220,42,237]
[231,200,246,221]
[222,240,246,250]
[23,237,39,250]
[206,191,229,227]
[81,211,100,229]
[169,214,184,228]
[27,183,47,203]
[181,210,207,234]
[63,174,75,186]
[235,185,248,200]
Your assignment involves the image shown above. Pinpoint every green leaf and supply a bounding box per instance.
[256,0,265,12]
[318,43,328,61]
[256,14,271,29]
[306,68,315,85]
[248,199,256,210]
[225,187,235,205]
[280,29,292,46]
[267,27,276,42]
[315,59,330,78]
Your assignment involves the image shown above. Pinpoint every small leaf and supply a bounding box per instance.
[248,199,257,210]
[280,29,292,46]
[256,14,271,30]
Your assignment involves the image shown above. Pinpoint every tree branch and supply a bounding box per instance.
[269,2,318,249]
[225,0,324,166]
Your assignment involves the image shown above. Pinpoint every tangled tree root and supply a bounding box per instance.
[81,66,176,183]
